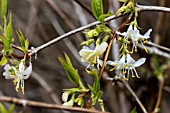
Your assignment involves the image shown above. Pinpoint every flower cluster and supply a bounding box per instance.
[79,23,152,80]
[3,61,32,94]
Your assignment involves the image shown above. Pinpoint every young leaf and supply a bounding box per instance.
[98,12,112,23]
[16,29,25,49]
[130,107,137,113]
[59,53,80,85]
[6,13,13,43]
[0,103,7,113]
[0,55,7,66]
[0,0,8,21]
[86,69,100,94]
[119,0,128,3]
[91,0,103,20]
[8,104,15,113]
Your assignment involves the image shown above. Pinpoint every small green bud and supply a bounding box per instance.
[85,30,94,39]
[93,29,99,36]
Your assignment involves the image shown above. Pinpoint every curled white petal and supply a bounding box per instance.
[22,62,32,79]
[134,58,146,67]
[95,42,108,56]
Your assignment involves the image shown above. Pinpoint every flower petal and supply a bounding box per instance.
[19,62,25,72]
[22,62,32,79]
[4,64,10,70]
[144,29,152,38]
[126,54,135,64]
[134,58,146,67]
[95,42,108,56]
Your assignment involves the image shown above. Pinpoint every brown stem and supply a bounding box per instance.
[0,96,110,113]
[118,79,148,113]
[152,79,164,113]
[99,13,133,80]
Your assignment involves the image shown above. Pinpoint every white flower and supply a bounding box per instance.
[107,54,146,80]
[3,64,15,79]
[117,25,152,52]
[63,99,74,107]
[79,42,108,69]
[3,61,32,94]
[62,92,69,102]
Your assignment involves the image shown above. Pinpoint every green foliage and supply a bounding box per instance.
[91,0,103,21]
[119,0,129,3]
[130,107,137,113]
[16,29,29,53]
[6,13,13,43]
[0,0,8,23]
[0,103,15,113]
[0,55,7,65]
[98,12,112,23]
[59,53,80,85]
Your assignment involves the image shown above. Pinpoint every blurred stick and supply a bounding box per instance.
[0,96,110,113]
[152,79,164,113]
[117,79,148,113]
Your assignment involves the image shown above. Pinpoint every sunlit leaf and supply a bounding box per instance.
[91,0,103,21]
[59,53,80,85]
[0,103,7,113]
[130,107,137,113]
[119,0,128,3]
[86,69,100,94]
[8,104,15,113]
[6,13,13,43]
[98,12,112,23]
[0,0,8,21]
[16,29,25,49]
[0,55,7,66]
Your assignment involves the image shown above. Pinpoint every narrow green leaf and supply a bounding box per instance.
[8,104,15,113]
[119,0,128,2]
[102,35,110,43]
[16,29,25,48]
[0,55,7,65]
[130,107,137,113]
[24,39,29,52]
[0,0,8,20]
[86,69,100,94]
[0,103,7,113]
[6,13,13,43]
[59,54,80,85]
[98,12,112,23]
[91,0,103,21]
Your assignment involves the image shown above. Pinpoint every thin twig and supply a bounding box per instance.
[152,79,164,113]
[136,4,170,13]
[28,13,123,56]
[0,96,110,113]
[117,79,148,113]
[28,4,170,56]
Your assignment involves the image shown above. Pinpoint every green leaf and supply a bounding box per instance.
[0,55,7,65]
[6,13,13,43]
[119,0,128,2]
[130,107,137,113]
[16,29,25,49]
[102,35,110,43]
[0,103,7,113]
[86,69,100,94]
[0,0,8,21]
[59,53,80,85]
[24,39,29,51]
[98,12,112,22]
[8,104,15,113]
[91,0,103,21]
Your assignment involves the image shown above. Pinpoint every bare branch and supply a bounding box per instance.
[137,4,170,13]
[0,96,110,113]
[117,79,148,113]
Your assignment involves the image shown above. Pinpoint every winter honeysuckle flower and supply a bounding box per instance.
[79,42,108,69]
[116,24,152,52]
[62,92,70,102]
[3,61,32,94]
[107,54,146,80]
[3,64,16,79]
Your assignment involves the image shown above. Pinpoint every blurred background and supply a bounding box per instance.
[0,0,170,113]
